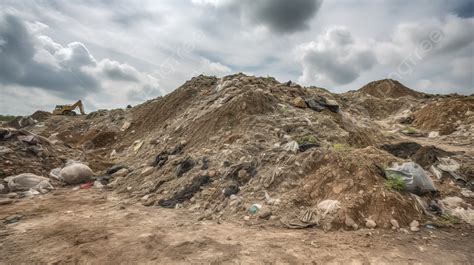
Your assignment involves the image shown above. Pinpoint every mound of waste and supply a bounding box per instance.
[1,73,473,230]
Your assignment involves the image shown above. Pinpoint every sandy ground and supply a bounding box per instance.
[1,189,473,264]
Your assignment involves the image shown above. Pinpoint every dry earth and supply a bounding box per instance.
[0,188,473,264]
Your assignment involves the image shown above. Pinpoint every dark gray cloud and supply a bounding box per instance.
[195,0,323,34]
[0,13,100,98]
[452,0,474,18]
[245,0,323,33]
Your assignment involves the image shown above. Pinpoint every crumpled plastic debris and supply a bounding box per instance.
[50,161,94,185]
[6,173,54,194]
[441,196,474,225]
[385,162,436,195]
[317,200,341,218]
[282,140,299,153]
[264,191,281,205]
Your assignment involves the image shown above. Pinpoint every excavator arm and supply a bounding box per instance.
[71,100,86,115]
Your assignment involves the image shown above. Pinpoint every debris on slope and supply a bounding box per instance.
[1,73,473,231]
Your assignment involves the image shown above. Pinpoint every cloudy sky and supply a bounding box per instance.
[0,0,473,115]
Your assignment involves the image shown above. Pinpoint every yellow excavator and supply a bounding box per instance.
[52,100,86,115]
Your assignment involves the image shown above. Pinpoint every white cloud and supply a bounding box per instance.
[297,26,377,86]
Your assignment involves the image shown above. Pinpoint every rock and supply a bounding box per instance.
[141,167,154,177]
[410,220,420,228]
[365,219,377,229]
[0,184,4,192]
[324,99,340,113]
[223,185,240,197]
[142,198,155,206]
[410,226,420,232]
[258,208,272,219]
[7,193,18,199]
[428,131,439,138]
[243,216,250,221]
[106,164,127,175]
[292,97,307,108]
[112,168,129,178]
[208,170,217,178]
[0,199,13,205]
[400,228,409,234]
[121,121,131,131]
[390,219,400,229]
[4,214,23,224]
[345,216,356,228]
[141,194,150,201]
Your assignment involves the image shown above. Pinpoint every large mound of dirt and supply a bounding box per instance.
[359,79,425,99]
[2,73,473,231]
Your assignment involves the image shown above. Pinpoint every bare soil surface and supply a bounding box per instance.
[1,189,473,264]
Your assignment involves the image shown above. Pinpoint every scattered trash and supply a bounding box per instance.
[428,131,439,138]
[93,180,104,189]
[304,96,339,113]
[176,157,195,177]
[264,191,281,205]
[249,204,262,215]
[152,151,169,168]
[223,185,240,197]
[6,173,53,194]
[461,188,474,198]
[106,164,128,175]
[281,209,320,229]
[80,182,93,189]
[158,175,212,208]
[133,140,144,152]
[385,162,436,195]
[299,142,320,152]
[57,162,94,185]
[282,141,299,153]
[441,196,474,225]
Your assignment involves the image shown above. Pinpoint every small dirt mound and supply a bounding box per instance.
[31,111,52,122]
[413,97,474,135]
[359,79,424,99]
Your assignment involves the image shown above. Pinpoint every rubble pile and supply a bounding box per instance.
[1,74,473,230]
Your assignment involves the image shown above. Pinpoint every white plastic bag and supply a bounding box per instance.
[7,173,54,193]
[385,162,436,195]
[59,162,94,185]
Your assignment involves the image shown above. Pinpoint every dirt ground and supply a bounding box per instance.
[1,189,472,264]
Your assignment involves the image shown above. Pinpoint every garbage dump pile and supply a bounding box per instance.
[1,74,473,229]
